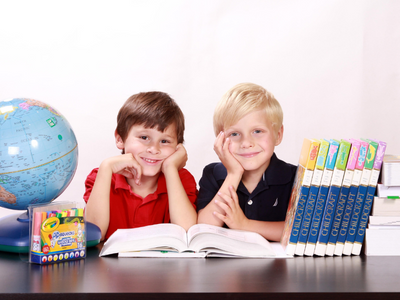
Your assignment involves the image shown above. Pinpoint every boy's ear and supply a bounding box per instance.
[275,125,284,146]
[115,130,125,150]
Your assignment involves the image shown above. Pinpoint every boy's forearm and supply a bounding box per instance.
[197,172,242,226]
[164,168,197,231]
[240,220,285,242]
[85,163,113,241]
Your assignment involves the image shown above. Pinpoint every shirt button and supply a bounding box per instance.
[247,199,253,205]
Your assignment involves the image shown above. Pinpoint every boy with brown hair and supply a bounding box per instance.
[84,92,197,241]
[197,83,297,241]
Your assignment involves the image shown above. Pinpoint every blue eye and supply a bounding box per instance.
[161,140,169,144]
[230,132,239,137]
[254,130,262,134]
[140,136,148,140]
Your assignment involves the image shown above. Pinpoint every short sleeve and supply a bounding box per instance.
[178,168,198,210]
[83,168,99,203]
[196,163,222,211]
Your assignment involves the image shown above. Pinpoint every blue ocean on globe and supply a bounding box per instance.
[0,98,78,210]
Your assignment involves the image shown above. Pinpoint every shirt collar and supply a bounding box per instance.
[114,173,168,195]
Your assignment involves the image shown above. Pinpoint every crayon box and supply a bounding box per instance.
[28,202,86,264]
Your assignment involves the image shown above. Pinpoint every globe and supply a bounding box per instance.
[0,98,83,253]
[0,98,78,210]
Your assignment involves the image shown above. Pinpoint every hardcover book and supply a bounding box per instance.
[369,215,400,227]
[376,184,400,198]
[295,139,330,256]
[371,197,400,216]
[364,228,400,256]
[304,139,339,256]
[342,139,378,255]
[280,138,320,256]
[352,140,387,255]
[334,139,369,256]
[325,139,360,256]
[314,139,351,256]
[99,223,288,258]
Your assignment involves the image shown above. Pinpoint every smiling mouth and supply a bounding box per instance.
[141,157,162,164]
[238,152,259,158]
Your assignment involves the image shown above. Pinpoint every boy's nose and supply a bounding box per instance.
[240,136,254,148]
[146,144,160,154]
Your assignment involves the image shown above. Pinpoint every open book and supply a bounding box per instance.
[99,223,291,258]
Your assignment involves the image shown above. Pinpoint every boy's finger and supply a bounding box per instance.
[213,211,228,223]
[217,191,232,205]
[222,137,230,152]
[126,163,142,184]
[135,166,142,185]
[215,198,232,215]
[228,186,239,204]
[175,143,184,153]
[213,132,223,152]
[121,170,134,179]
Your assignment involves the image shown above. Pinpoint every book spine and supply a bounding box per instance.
[281,139,319,256]
[285,140,319,255]
[295,139,329,256]
[304,140,339,256]
[314,140,351,256]
[325,139,360,256]
[334,140,368,256]
[343,139,378,255]
[325,183,350,256]
[352,140,387,255]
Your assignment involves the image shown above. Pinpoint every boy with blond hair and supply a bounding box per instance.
[84,92,197,241]
[197,83,296,241]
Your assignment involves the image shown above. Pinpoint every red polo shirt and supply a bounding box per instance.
[83,168,198,240]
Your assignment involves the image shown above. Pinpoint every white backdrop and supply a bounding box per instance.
[1,0,399,218]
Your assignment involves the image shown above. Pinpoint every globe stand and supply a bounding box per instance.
[0,211,30,253]
[0,211,102,253]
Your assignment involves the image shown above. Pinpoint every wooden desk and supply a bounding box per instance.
[0,244,399,299]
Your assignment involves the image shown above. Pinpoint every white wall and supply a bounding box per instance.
[1,0,399,218]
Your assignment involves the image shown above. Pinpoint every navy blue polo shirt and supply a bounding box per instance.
[197,153,297,222]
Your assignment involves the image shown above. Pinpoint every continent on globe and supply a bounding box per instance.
[0,185,17,204]
[23,98,61,116]
[0,105,17,120]
[0,98,78,211]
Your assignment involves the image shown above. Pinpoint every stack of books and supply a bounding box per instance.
[281,138,387,256]
[364,155,400,256]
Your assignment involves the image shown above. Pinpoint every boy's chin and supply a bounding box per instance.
[241,162,266,172]
[141,167,162,178]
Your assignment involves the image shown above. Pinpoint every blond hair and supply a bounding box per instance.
[213,83,283,136]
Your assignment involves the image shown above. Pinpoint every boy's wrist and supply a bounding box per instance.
[99,159,115,175]
[162,165,179,176]
[226,169,243,179]
[224,171,243,186]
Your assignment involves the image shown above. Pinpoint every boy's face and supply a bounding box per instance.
[224,109,283,174]
[116,123,178,177]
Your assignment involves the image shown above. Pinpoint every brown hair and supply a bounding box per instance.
[116,92,185,144]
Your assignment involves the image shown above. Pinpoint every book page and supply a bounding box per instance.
[118,251,206,258]
[99,223,188,256]
[187,224,282,257]
[204,242,291,258]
